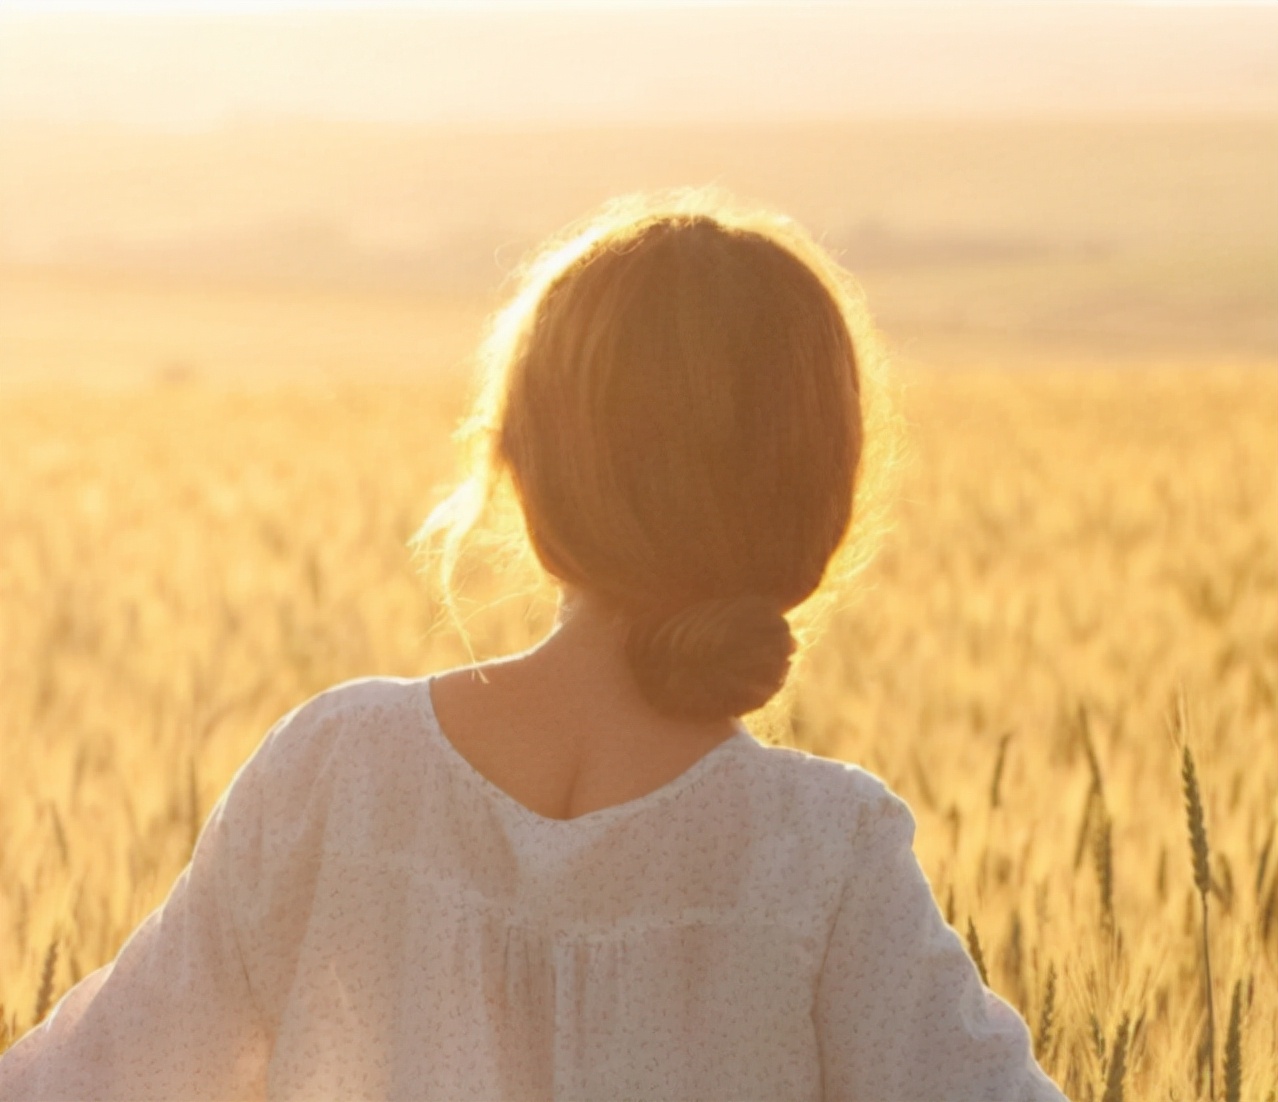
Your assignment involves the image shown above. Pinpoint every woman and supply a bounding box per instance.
[0,193,1067,1100]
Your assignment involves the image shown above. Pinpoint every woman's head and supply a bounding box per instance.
[417,191,898,727]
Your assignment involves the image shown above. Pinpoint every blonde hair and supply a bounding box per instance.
[412,189,903,740]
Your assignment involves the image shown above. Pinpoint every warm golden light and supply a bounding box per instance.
[0,5,1275,1099]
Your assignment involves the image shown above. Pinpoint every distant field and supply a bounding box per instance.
[0,265,490,388]
[2,362,1276,1098]
[1,116,1275,387]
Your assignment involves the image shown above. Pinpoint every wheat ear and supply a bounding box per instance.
[1182,737,1215,1102]
[1223,979,1243,1102]
[966,917,990,986]
[33,936,58,1024]
[1100,1013,1131,1102]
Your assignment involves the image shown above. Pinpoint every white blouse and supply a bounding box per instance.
[0,675,1066,1101]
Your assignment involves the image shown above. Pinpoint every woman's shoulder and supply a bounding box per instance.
[237,675,427,787]
[291,673,425,718]
[737,739,915,858]
[745,739,905,811]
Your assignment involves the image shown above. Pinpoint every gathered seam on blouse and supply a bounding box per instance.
[322,845,821,946]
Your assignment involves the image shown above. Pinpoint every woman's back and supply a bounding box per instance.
[426,595,747,823]
[0,674,1063,1100]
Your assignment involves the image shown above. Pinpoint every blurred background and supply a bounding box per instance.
[2,1,1275,386]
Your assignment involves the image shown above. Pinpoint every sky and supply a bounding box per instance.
[1,2,1276,128]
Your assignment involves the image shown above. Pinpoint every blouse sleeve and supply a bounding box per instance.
[814,780,1068,1102]
[0,712,287,1102]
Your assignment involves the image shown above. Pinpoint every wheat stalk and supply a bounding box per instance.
[1182,737,1215,1102]
[1223,979,1243,1102]
[1004,910,1025,1007]
[1074,703,1106,874]
[1256,825,1274,900]
[1090,1011,1107,1064]
[1093,805,1115,933]
[1074,784,1098,872]
[1101,1013,1131,1102]
[1079,702,1104,796]
[33,937,58,1025]
[1035,962,1057,1059]
[989,729,1013,809]
[966,917,990,986]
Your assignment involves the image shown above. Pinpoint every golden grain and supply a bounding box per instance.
[1101,1013,1130,1102]
[1224,978,1243,1102]
[2,366,1275,1098]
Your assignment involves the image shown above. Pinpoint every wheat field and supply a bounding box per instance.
[1,358,1276,1100]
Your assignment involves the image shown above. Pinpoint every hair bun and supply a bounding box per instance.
[623,595,796,720]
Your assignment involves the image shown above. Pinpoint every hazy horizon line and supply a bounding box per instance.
[5,106,1277,135]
